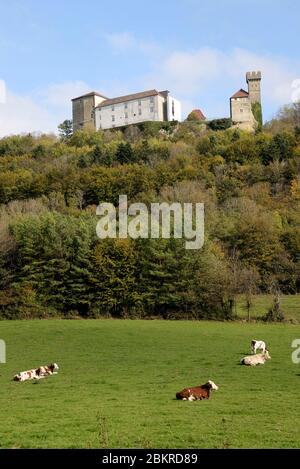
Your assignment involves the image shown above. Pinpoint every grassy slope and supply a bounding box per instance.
[236,294,300,321]
[0,319,299,449]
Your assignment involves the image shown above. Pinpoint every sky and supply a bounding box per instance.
[0,0,300,136]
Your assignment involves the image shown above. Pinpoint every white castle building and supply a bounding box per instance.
[72,89,181,132]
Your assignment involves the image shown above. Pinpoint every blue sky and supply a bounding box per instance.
[0,0,300,136]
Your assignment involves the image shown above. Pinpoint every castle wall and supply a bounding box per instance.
[167,96,181,121]
[95,95,167,130]
[72,95,94,132]
[246,71,261,104]
[230,97,254,124]
[72,94,106,132]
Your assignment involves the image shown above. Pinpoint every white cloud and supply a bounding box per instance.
[0,89,57,137]
[105,31,162,58]
[158,48,221,94]
[143,47,300,119]
[105,32,136,50]
[0,80,92,137]
[37,80,91,108]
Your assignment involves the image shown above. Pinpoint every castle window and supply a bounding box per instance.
[172,100,175,116]
[138,108,142,115]
[150,96,154,104]
[112,115,115,122]
[150,106,154,113]
[124,103,128,109]
[125,112,128,119]
[112,105,114,111]
[138,100,141,106]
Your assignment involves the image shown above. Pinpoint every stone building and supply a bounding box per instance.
[230,71,262,130]
[71,92,108,132]
[72,89,181,132]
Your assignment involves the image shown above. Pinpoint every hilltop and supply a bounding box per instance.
[0,104,300,320]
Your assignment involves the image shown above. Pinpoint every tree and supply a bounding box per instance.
[263,291,285,322]
[58,120,73,140]
[252,102,263,130]
[240,267,260,322]
[91,144,102,164]
[115,142,135,164]
[90,238,140,317]
[208,118,232,131]
[10,212,96,315]
[186,110,205,121]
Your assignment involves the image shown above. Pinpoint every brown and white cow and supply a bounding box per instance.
[176,380,219,401]
[37,363,59,377]
[13,368,39,382]
[13,363,59,382]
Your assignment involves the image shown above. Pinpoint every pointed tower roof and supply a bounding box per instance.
[231,89,249,99]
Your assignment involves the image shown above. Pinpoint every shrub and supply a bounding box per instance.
[208,118,232,131]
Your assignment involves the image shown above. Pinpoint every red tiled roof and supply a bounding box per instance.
[71,91,109,101]
[230,89,249,99]
[95,89,165,108]
[190,109,206,120]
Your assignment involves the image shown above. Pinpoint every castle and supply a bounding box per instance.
[71,71,262,132]
[230,71,262,130]
[72,89,181,132]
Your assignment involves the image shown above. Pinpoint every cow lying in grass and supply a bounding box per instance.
[241,350,271,366]
[13,363,59,382]
[176,380,219,401]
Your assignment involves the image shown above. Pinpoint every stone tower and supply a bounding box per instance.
[72,91,108,132]
[246,71,261,104]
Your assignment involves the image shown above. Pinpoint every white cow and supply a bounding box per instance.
[251,340,266,354]
[241,350,271,366]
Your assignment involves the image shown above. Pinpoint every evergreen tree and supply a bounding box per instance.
[115,142,135,164]
[58,119,73,140]
[92,144,102,164]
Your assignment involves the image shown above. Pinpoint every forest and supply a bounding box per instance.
[0,103,299,320]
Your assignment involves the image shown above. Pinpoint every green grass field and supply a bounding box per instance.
[0,319,299,448]
[236,294,300,321]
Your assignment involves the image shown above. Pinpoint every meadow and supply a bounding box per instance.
[236,294,300,321]
[0,319,299,449]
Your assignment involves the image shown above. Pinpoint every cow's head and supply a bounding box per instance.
[52,363,59,371]
[264,350,271,360]
[208,380,219,391]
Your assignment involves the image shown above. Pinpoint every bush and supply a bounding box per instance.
[262,294,285,322]
[208,118,232,131]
